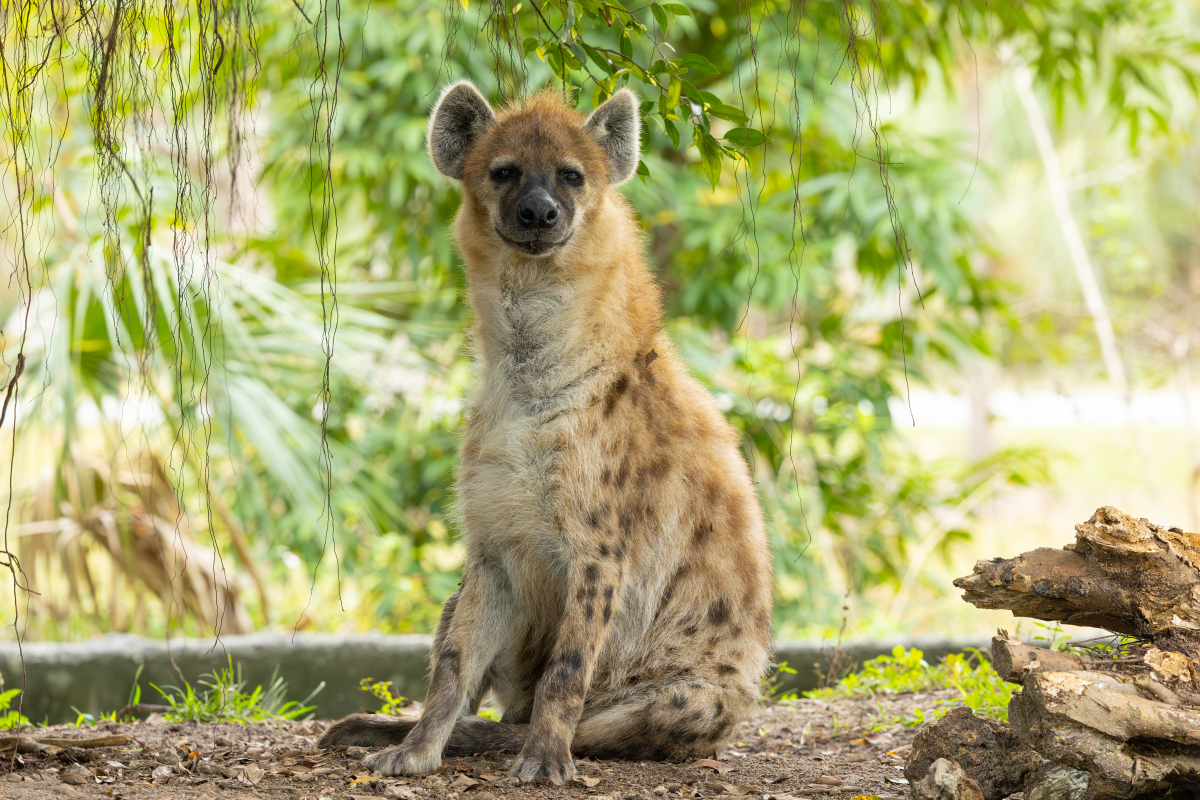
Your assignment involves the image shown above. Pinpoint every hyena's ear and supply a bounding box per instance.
[428,81,496,180]
[586,89,641,185]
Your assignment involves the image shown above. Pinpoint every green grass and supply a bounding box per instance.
[148,657,324,725]
[803,646,1017,728]
[0,688,29,730]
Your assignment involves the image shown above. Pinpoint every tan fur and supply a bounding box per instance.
[320,86,773,784]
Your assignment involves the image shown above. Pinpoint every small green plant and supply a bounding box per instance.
[359,678,407,715]
[805,646,1016,728]
[152,657,323,724]
[0,687,29,730]
[762,661,800,704]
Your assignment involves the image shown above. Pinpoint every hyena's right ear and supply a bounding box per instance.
[428,81,496,180]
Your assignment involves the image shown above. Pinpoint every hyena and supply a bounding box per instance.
[319,81,773,784]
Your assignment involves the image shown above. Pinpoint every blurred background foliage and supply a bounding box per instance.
[1,0,1199,642]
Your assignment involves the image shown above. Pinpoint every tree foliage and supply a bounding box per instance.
[0,0,1196,639]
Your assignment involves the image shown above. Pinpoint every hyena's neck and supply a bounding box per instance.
[464,195,661,411]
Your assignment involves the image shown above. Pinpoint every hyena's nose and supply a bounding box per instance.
[518,189,560,229]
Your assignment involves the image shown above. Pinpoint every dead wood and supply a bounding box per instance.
[0,733,131,750]
[1009,671,1200,798]
[954,506,1200,636]
[991,631,1084,684]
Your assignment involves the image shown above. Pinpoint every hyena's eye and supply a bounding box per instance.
[491,166,519,182]
[561,170,583,185]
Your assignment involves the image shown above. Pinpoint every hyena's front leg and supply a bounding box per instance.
[512,556,622,784]
[367,564,512,776]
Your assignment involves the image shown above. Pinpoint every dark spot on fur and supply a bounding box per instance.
[644,349,658,367]
[604,586,614,601]
[693,521,711,544]
[670,694,686,709]
[564,650,584,671]
[603,468,612,485]
[708,598,730,626]
[715,701,724,717]
[718,664,736,675]
[436,647,461,679]
[576,588,587,601]
[685,624,698,636]
[614,545,624,562]
[604,374,630,416]
[589,512,600,527]
[585,603,593,620]
[627,674,642,685]
[603,601,612,623]
[585,563,600,583]
[599,543,610,557]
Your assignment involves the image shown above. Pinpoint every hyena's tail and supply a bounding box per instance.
[318,714,529,755]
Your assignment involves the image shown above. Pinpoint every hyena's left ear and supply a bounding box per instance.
[586,89,641,185]
[428,80,496,180]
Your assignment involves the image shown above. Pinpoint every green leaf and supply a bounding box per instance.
[522,37,541,55]
[581,42,614,74]
[636,159,650,184]
[651,3,670,32]
[694,127,722,189]
[665,118,680,149]
[667,76,682,109]
[724,127,766,147]
[620,31,633,58]
[678,53,718,74]
[707,103,748,123]
[662,2,690,14]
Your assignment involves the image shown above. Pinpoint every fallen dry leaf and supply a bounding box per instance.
[150,765,173,781]
[717,783,753,794]
[450,774,481,789]
[386,786,419,800]
[574,775,601,788]
[239,765,265,786]
[480,773,505,781]
[814,776,846,786]
[693,758,732,773]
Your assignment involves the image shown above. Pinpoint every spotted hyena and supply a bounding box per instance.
[319,81,773,784]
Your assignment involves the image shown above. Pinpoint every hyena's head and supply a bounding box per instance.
[428,80,640,257]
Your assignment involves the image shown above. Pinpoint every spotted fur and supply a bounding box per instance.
[320,82,773,784]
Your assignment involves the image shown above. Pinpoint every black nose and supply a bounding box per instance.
[517,189,559,229]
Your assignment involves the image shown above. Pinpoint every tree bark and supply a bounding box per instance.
[954,507,1200,636]
[991,632,1084,684]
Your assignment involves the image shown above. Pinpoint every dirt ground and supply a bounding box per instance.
[0,691,968,800]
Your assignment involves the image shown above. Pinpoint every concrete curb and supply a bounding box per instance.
[0,633,990,725]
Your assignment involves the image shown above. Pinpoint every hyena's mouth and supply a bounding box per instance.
[495,226,574,256]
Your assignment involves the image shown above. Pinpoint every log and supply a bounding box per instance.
[1009,671,1200,799]
[0,733,131,750]
[954,507,1200,636]
[991,631,1084,684]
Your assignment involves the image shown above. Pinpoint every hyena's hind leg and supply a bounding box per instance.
[571,680,751,762]
[319,714,528,754]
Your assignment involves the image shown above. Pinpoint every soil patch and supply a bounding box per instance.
[0,693,961,800]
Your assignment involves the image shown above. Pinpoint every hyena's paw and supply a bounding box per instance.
[510,738,576,785]
[364,743,442,777]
